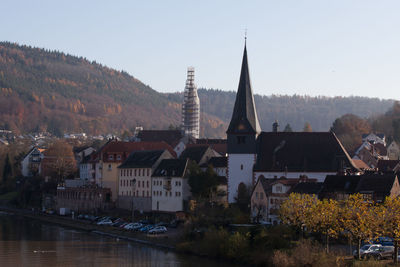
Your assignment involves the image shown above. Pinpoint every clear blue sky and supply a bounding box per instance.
[1,0,400,100]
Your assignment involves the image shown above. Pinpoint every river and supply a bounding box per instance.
[0,212,231,267]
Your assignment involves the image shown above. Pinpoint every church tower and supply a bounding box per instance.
[182,67,200,139]
[227,42,261,203]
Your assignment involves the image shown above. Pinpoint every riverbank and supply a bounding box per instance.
[0,206,177,251]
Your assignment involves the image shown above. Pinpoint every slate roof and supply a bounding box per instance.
[320,175,362,195]
[355,174,397,197]
[377,160,400,172]
[101,141,176,161]
[179,145,210,164]
[226,44,261,135]
[291,182,323,195]
[118,150,166,169]
[207,156,227,168]
[254,131,358,172]
[136,130,184,147]
[152,158,188,177]
[196,139,227,155]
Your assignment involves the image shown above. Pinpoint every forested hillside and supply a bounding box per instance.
[0,42,395,138]
[0,42,225,137]
[167,89,394,132]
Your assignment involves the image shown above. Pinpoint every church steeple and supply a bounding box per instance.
[227,43,261,135]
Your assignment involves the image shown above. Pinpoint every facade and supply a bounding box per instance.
[182,67,200,139]
[56,185,113,213]
[21,147,45,177]
[117,149,173,211]
[179,145,220,166]
[151,158,190,212]
[388,141,400,160]
[93,140,175,202]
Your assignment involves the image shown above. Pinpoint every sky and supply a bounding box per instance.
[1,0,400,100]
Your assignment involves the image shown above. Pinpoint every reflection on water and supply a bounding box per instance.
[0,213,229,267]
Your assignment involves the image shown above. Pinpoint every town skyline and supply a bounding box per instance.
[2,1,400,100]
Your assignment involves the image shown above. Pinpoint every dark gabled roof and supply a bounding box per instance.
[355,174,397,196]
[291,182,323,195]
[179,145,210,164]
[152,158,188,177]
[118,150,166,169]
[226,43,261,135]
[80,154,92,164]
[254,131,358,172]
[136,130,184,147]
[73,145,90,154]
[207,156,227,168]
[377,160,400,172]
[257,176,277,194]
[196,139,227,155]
[321,175,361,195]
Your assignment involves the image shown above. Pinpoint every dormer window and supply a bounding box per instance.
[108,155,114,160]
[116,155,121,160]
[237,136,246,144]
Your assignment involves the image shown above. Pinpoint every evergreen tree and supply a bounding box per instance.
[2,154,12,184]
[283,123,293,132]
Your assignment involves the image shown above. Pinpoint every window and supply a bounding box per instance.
[147,191,149,197]
[142,181,145,187]
[240,164,243,170]
[147,169,150,176]
[120,170,123,176]
[117,154,121,160]
[130,170,132,176]
[256,192,258,198]
[108,164,112,171]
[120,180,122,186]
[147,181,149,188]
[276,185,282,192]
[142,190,145,196]
[237,136,246,144]
[134,169,137,176]
[136,190,138,196]
[153,181,156,186]
[270,199,274,204]
[165,191,167,196]
[138,181,140,188]
[108,154,114,160]
[260,193,263,199]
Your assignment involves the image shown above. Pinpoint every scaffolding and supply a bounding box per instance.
[182,67,200,139]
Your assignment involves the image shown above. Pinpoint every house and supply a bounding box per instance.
[206,156,227,177]
[94,140,175,202]
[179,145,220,166]
[290,182,324,196]
[74,146,95,164]
[196,139,227,156]
[226,43,358,203]
[362,133,386,146]
[151,158,190,213]
[355,174,400,202]
[117,149,173,211]
[21,147,46,177]
[319,175,362,200]
[377,160,400,173]
[79,154,93,181]
[387,141,400,160]
[250,176,317,224]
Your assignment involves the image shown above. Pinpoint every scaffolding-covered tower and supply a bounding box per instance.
[182,67,200,139]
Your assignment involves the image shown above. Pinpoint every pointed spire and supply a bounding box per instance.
[227,41,261,135]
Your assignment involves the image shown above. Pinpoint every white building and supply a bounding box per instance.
[151,158,190,212]
[21,147,45,177]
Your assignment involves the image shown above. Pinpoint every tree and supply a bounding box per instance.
[187,161,219,201]
[303,122,312,132]
[307,198,341,253]
[235,182,251,213]
[382,196,400,264]
[340,194,378,260]
[283,124,293,132]
[280,193,317,236]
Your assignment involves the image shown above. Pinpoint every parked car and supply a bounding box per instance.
[132,223,144,231]
[97,219,113,225]
[139,225,154,233]
[367,246,394,260]
[148,226,167,234]
[353,244,382,259]
[124,223,142,230]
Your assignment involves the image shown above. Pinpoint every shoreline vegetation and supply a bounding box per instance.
[0,206,377,267]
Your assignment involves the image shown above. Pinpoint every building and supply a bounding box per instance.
[179,145,220,166]
[117,149,173,211]
[91,140,175,202]
[182,67,200,139]
[226,42,357,203]
[21,147,45,177]
[151,158,190,212]
[388,141,400,160]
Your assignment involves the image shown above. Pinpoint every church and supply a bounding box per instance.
[227,42,358,203]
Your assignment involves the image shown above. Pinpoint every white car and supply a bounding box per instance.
[148,226,167,234]
[97,219,113,225]
[353,244,382,259]
[124,223,141,230]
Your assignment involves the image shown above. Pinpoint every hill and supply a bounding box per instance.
[0,41,395,139]
[167,89,394,132]
[0,42,225,137]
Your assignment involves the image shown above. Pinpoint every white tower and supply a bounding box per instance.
[182,67,200,139]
